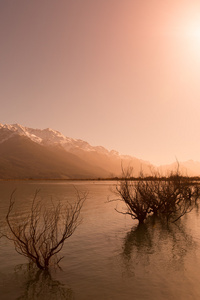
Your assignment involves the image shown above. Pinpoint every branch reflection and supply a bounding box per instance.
[122,216,196,275]
[14,264,74,300]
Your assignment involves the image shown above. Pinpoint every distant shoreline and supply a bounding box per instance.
[0,176,200,182]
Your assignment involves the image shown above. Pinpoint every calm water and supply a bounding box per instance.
[0,180,200,299]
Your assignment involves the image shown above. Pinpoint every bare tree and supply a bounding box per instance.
[114,168,200,224]
[3,189,86,270]
[115,168,151,224]
[154,173,200,222]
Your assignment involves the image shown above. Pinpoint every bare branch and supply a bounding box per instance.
[3,189,86,270]
[113,167,200,224]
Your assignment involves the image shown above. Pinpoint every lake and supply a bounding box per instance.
[0,180,200,300]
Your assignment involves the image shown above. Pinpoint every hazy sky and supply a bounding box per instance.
[1,0,200,165]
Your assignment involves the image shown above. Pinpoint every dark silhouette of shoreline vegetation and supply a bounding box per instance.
[1,175,200,182]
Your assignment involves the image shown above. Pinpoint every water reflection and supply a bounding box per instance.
[123,223,152,260]
[14,264,74,300]
[122,216,196,275]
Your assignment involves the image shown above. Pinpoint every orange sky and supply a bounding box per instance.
[1,0,200,165]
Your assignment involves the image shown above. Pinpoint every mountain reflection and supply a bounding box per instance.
[122,216,196,274]
[15,264,73,300]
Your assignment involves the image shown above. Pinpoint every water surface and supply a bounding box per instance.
[0,180,200,299]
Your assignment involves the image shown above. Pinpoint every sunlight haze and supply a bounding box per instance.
[1,0,200,165]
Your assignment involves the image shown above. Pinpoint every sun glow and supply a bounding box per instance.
[174,16,200,60]
[184,20,200,39]
[183,20,200,64]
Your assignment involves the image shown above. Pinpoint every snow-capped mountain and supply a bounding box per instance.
[0,123,112,154]
[0,123,153,179]
[1,123,199,179]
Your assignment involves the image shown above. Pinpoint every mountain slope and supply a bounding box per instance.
[0,123,153,179]
[0,135,109,179]
[1,123,200,178]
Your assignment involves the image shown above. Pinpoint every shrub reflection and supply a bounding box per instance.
[15,264,74,300]
[122,216,196,273]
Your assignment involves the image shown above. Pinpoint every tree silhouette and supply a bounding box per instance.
[3,189,86,270]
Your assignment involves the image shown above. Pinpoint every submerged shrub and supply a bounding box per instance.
[116,177,151,224]
[115,168,200,224]
[3,190,86,270]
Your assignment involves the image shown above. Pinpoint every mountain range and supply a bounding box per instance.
[0,123,199,179]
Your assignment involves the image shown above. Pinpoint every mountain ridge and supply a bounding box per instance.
[0,123,200,179]
[0,123,152,179]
